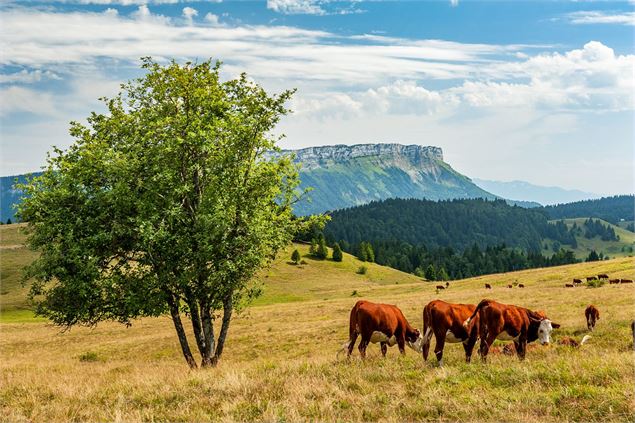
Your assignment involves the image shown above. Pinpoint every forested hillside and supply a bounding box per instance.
[543,195,634,225]
[320,198,580,280]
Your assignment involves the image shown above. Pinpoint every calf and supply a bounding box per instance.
[558,335,591,348]
[436,285,445,290]
[340,300,422,359]
[421,300,479,366]
[621,279,634,284]
[518,284,525,288]
[597,274,609,280]
[565,283,574,288]
[463,299,560,362]
[484,284,492,289]
[585,305,600,331]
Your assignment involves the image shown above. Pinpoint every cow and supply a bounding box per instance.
[463,299,560,362]
[586,276,597,282]
[597,274,609,280]
[631,320,635,351]
[621,279,634,284]
[484,284,492,289]
[518,284,525,288]
[507,284,513,288]
[436,285,446,290]
[609,279,620,284]
[565,283,574,288]
[339,300,422,359]
[585,305,600,332]
[421,300,479,366]
[573,278,582,284]
[445,282,450,288]
[558,335,591,347]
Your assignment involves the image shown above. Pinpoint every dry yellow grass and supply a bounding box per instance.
[1,225,634,421]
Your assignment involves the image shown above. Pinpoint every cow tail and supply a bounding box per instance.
[337,301,361,359]
[463,299,491,328]
[580,335,591,345]
[422,306,433,347]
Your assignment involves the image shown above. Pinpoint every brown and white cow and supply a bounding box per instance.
[621,279,634,284]
[609,279,620,284]
[340,300,422,359]
[585,305,600,332]
[518,284,525,288]
[421,300,479,366]
[586,276,597,282]
[597,274,609,280]
[484,284,492,289]
[463,299,560,362]
[573,278,582,284]
[565,283,574,288]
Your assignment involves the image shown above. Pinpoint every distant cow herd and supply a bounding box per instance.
[339,271,635,364]
[566,273,633,287]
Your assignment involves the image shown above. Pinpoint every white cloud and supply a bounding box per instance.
[0,86,58,117]
[0,69,60,84]
[182,6,198,24]
[567,11,635,26]
[450,0,459,7]
[204,13,220,26]
[267,0,325,15]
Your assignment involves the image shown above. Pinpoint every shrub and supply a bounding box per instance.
[356,265,368,275]
[291,249,301,265]
[586,279,605,288]
[79,352,100,362]
[332,243,343,262]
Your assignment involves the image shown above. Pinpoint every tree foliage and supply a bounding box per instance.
[18,58,320,368]
[332,243,343,262]
[543,195,634,224]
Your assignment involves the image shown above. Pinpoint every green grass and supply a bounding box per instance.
[545,218,635,259]
[1,223,634,421]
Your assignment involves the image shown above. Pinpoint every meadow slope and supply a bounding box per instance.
[1,224,634,422]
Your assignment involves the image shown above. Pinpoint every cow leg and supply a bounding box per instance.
[422,327,432,361]
[480,332,497,363]
[463,335,477,363]
[380,342,388,357]
[347,331,359,358]
[433,333,446,367]
[514,338,527,361]
[358,336,370,359]
[397,334,406,355]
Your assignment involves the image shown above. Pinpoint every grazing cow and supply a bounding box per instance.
[621,279,634,284]
[485,284,492,289]
[436,285,445,290]
[597,274,609,280]
[609,279,620,284]
[631,320,635,351]
[518,284,525,288]
[463,299,560,362]
[573,278,582,284]
[421,300,479,366]
[586,276,597,282]
[585,305,600,331]
[565,283,574,288]
[340,300,422,359]
[445,282,450,288]
[507,284,513,288]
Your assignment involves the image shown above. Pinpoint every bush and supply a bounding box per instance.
[291,249,301,264]
[586,279,606,288]
[351,290,358,297]
[79,352,100,362]
[332,243,343,262]
[356,265,368,275]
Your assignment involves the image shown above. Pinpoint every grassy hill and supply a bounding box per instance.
[544,218,635,260]
[1,224,634,421]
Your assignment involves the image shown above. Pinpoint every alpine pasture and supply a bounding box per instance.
[1,224,634,421]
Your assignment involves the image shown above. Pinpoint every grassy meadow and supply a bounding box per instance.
[1,223,635,421]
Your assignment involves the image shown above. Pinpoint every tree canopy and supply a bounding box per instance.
[18,58,320,368]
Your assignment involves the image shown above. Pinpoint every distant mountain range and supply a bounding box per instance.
[287,144,537,215]
[473,178,599,206]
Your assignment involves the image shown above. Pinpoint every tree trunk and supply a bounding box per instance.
[200,304,215,367]
[185,293,206,357]
[211,293,233,366]
[167,294,198,369]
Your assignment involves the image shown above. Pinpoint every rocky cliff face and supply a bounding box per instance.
[287,143,498,215]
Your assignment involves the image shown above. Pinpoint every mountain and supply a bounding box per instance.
[288,144,522,215]
[543,195,635,225]
[472,178,599,206]
[0,173,41,222]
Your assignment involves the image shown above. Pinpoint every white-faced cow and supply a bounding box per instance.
[463,299,560,362]
[339,300,422,359]
[421,300,479,366]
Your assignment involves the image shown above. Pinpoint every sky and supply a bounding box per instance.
[1,0,633,195]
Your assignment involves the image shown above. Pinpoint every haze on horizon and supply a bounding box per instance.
[1,0,633,196]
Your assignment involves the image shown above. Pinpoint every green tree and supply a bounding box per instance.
[332,243,343,262]
[425,263,436,281]
[585,250,600,262]
[6,218,11,225]
[291,249,301,264]
[437,267,449,281]
[18,58,321,369]
[315,234,328,259]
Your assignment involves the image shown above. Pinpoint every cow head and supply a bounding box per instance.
[528,311,560,345]
[406,328,423,353]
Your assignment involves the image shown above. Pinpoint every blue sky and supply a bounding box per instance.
[1,0,633,195]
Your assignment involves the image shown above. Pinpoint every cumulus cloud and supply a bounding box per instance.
[567,11,635,25]
[204,13,220,26]
[267,0,325,15]
[182,6,198,24]
[0,69,60,84]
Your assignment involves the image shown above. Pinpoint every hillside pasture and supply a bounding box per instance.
[1,225,634,421]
